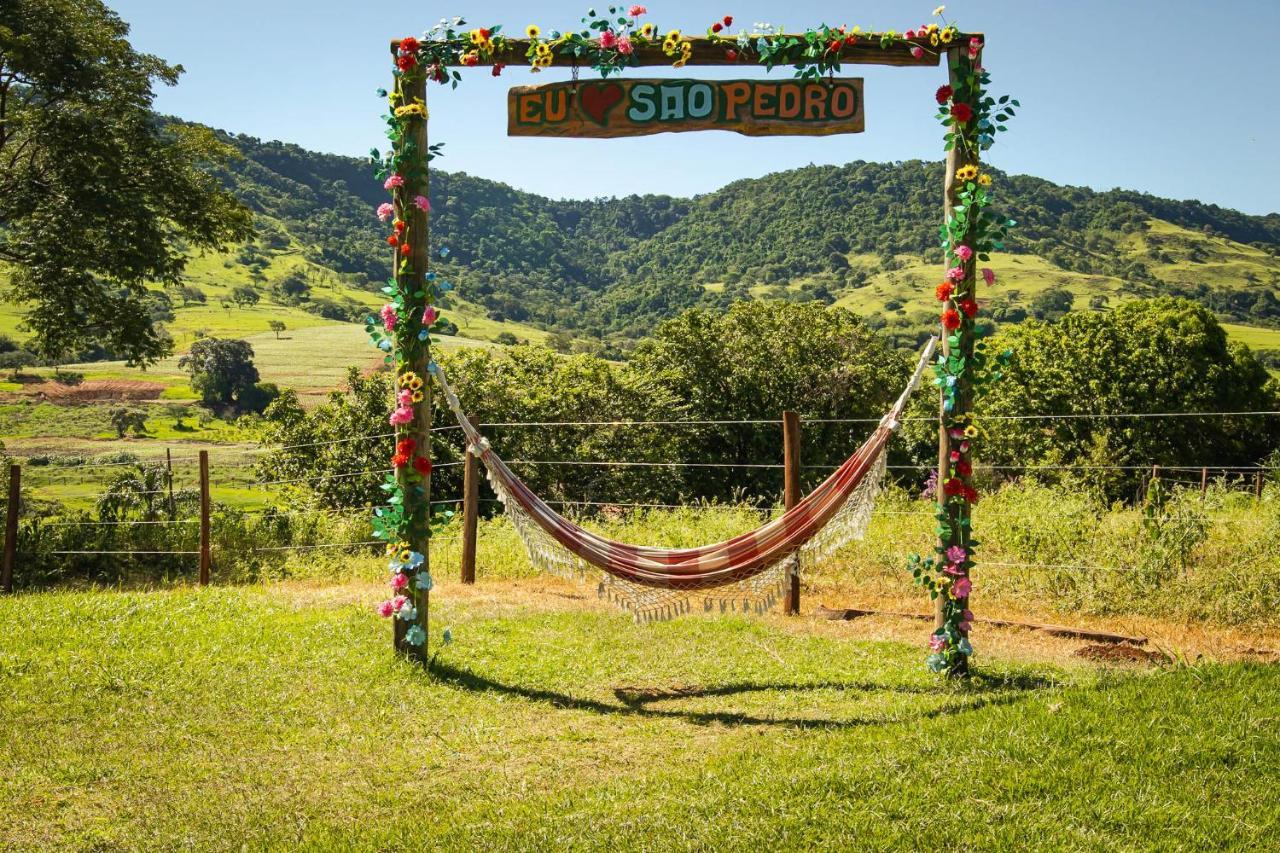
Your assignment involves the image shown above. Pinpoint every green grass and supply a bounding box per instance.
[0,581,1275,849]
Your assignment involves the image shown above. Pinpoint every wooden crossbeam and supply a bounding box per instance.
[391,35,961,69]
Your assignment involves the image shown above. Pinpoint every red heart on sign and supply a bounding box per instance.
[579,82,624,125]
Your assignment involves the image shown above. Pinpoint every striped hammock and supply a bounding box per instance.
[430,338,935,621]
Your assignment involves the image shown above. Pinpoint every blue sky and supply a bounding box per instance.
[107,1,1279,215]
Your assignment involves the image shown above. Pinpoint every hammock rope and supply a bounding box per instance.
[430,338,937,621]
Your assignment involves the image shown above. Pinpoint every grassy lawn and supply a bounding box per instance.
[1,576,1276,849]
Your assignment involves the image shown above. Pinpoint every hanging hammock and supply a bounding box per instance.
[430,338,936,621]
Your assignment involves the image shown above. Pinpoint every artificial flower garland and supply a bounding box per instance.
[372,7,1017,670]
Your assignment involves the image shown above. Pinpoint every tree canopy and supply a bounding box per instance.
[0,0,252,365]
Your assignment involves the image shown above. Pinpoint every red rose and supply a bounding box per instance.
[941,308,961,330]
[413,456,432,476]
[400,37,420,54]
[828,39,843,53]
[392,452,411,468]
[942,477,964,497]
[935,282,953,302]
[400,243,411,256]
[492,63,505,77]
[724,15,733,26]
[461,53,479,67]
[935,85,953,105]
[845,34,858,45]
[955,460,972,478]
[396,54,416,72]
[958,297,979,318]
[478,28,491,40]
[725,48,738,61]
[963,485,980,504]
[386,235,399,247]
[712,22,722,33]
[950,102,973,123]
[396,438,416,456]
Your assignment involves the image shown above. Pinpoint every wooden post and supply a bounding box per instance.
[460,450,479,584]
[935,45,980,677]
[1257,471,1265,501]
[198,450,211,586]
[165,447,176,521]
[782,410,802,615]
[391,67,432,663]
[3,464,18,594]
[1200,467,1208,499]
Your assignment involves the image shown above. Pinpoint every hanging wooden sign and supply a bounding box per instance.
[507,77,864,138]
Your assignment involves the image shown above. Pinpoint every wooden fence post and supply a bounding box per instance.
[460,450,479,584]
[782,410,801,615]
[2,464,18,594]
[1257,471,1265,501]
[1200,467,1208,499]
[198,450,211,586]
[166,447,176,521]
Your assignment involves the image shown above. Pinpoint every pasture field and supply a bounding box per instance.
[1,572,1277,850]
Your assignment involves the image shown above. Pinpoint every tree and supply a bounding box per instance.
[1029,288,1075,321]
[972,298,1280,499]
[0,0,253,366]
[109,408,147,438]
[230,286,260,309]
[268,320,286,339]
[178,337,259,409]
[178,286,207,306]
[274,271,311,304]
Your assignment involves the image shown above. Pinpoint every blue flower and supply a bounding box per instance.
[438,280,453,292]
[957,638,973,656]
[397,605,418,622]
[442,627,452,645]
[415,571,434,591]
[425,271,436,281]
[405,624,426,646]
[378,340,393,352]
[926,653,947,673]
[439,246,450,258]
[418,330,429,341]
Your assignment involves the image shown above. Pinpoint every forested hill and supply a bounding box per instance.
[213,128,1280,343]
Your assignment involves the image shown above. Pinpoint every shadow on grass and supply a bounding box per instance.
[428,659,1060,730]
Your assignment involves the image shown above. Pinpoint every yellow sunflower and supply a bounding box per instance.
[526,24,540,38]
[955,164,978,182]
[978,173,992,186]
[397,547,413,563]
[535,42,552,57]
[640,23,655,39]
[940,27,955,43]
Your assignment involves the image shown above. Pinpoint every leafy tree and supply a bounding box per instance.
[1029,288,1075,321]
[109,408,147,438]
[230,285,260,309]
[973,298,1280,499]
[274,271,310,303]
[494,332,520,346]
[0,0,252,365]
[268,320,286,339]
[178,286,207,306]
[178,337,259,409]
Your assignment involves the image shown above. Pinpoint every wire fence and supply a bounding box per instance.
[2,408,1276,593]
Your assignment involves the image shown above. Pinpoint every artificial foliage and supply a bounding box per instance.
[371,5,1017,671]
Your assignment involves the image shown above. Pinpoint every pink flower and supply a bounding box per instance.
[928,634,947,652]
[952,577,972,598]
[376,202,395,222]
[422,305,438,326]
[910,46,924,59]
[905,29,916,39]
[628,4,646,16]
[946,265,965,282]
[389,406,413,426]
[959,440,971,453]
[945,545,967,564]
[943,563,964,577]
[981,267,996,285]
[950,450,960,462]
[617,34,633,55]
[954,245,973,262]
[599,29,617,49]
[412,195,430,212]
[958,619,972,632]
[392,595,408,611]
[384,174,405,190]
[969,36,982,59]
[380,304,398,331]
[377,600,395,617]
[398,388,414,406]
[391,572,408,590]
[948,427,965,440]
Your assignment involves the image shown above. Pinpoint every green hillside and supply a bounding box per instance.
[3,125,1280,374]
